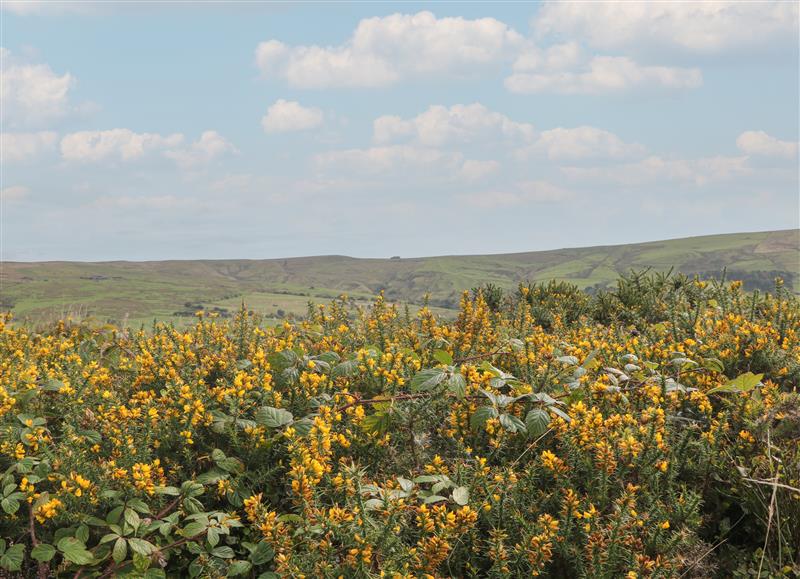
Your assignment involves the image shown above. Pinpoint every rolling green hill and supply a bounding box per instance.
[2,229,798,326]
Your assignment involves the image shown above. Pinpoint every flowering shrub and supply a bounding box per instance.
[0,274,798,577]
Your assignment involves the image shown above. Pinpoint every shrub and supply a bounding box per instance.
[0,277,798,577]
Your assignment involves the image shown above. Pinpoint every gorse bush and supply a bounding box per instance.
[0,274,798,578]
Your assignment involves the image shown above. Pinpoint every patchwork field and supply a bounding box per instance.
[2,229,797,325]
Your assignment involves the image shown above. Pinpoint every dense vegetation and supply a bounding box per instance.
[4,229,797,326]
[0,273,798,577]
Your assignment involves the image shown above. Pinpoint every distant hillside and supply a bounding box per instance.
[2,229,798,325]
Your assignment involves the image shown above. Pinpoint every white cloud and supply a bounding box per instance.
[255,11,524,88]
[533,1,798,54]
[373,103,534,146]
[562,155,752,186]
[60,129,183,162]
[1,131,58,161]
[0,185,30,202]
[506,55,701,94]
[209,173,254,193]
[164,130,236,168]
[314,144,463,174]
[462,180,573,207]
[511,42,584,73]
[460,159,500,182]
[522,126,646,161]
[261,99,324,133]
[736,131,798,160]
[2,1,89,14]
[90,195,201,210]
[1,49,75,126]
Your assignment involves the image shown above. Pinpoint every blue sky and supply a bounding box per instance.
[2,1,798,261]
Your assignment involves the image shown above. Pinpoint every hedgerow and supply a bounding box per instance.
[0,274,798,577]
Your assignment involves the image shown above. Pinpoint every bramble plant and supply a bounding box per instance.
[0,273,798,577]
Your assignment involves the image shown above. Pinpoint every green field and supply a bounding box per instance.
[2,229,797,325]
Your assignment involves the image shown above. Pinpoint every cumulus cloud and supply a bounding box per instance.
[60,129,184,162]
[0,185,30,202]
[1,48,75,126]
[562,155,752,186]
[255,11,524,88]
[522,126,646,161]
[736,131,798,160]
[90,195,200,210]
[373,103,534,146]
[314,145,463,174]
[164,131,237,168]
[533,1,798,54]
[506,54,701,94]
[59,129,235,167]
[2,1,89,14]
[1,131,58,161]
[461,180,573,208]
[459,159,500,182]
[261,99,324,133]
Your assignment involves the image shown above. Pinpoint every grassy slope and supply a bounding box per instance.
[2,229,798,325]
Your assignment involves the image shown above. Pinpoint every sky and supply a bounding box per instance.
[1,0,799,261]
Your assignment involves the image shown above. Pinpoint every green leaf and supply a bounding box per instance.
[196,468,227,486]
[531,392,561,406]
[432,349,453,365]
[0,543,24,571]
[412,475,443,484]
[228,560,253,577]
[76,523,89,544]
[133,551,150,572]
[410,368,447,392]
[364,498,384,510]
[361,412,391,435]
[127,538,154,557]
[206,526,220,547]
[292,417,314,437]
[470,406,498,431]
[41,378,65,392]
[708,372,763,394]
[217,457,244,474]
[332,359,359,378]
[124,507,141,531]
[211,546,234,559]
[57,537,94,565]
[31,543,56,562]
[525,408,551,437]
[112,538,127,563]
[255,406,294,428]
[106,507,123,525]
[452,486,469,506]
[182,521,207,538]
[423,495,448,504]
[249,541,274,565]
[701,358,725,373]
[431,479,453,494]
[499,413,526,433]
[155,485,180,496]
[549,406,572,423]
[1,497,19,514]
[127,498,150,514]
[446,372,466,399]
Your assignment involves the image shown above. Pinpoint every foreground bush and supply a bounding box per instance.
[0,274,798,577]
